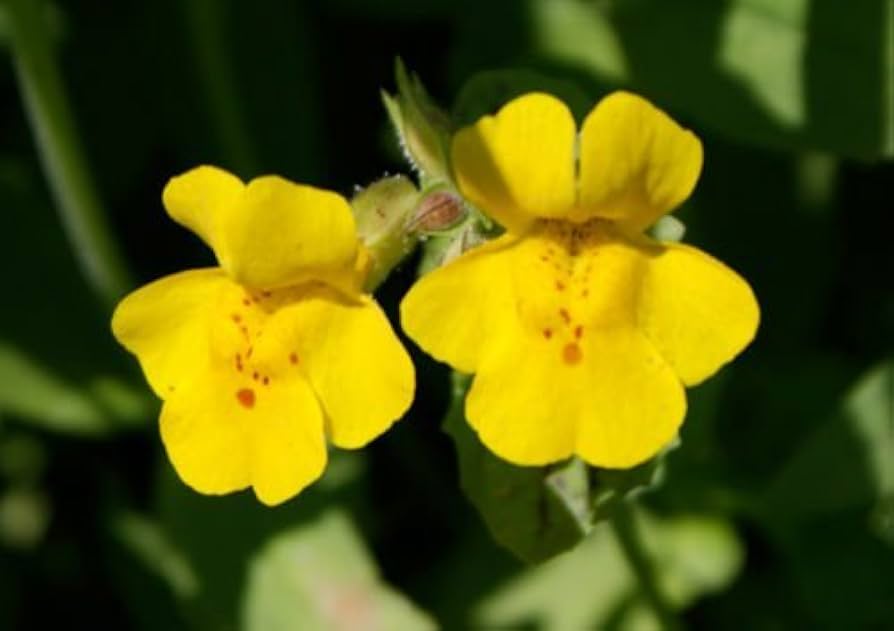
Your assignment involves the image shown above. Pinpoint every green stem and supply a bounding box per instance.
[5,0,131,306]
[610,503,684,631]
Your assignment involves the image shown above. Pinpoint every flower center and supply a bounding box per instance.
[216,285,305,410]
[519,218,635,366]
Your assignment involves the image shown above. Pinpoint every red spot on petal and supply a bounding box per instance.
[542,328,553,339]
[574,325,583,339]
[261,290,271,298]
[562,343,583,365]
[262,376,270,386]
[252,371,259,381]
[289,352,299,365]
[559,308,571,324]
[231,313,241,323]
[246,346,253,358]
[242,298,251,307]
[555,280,565,291]
[236,388,255,408]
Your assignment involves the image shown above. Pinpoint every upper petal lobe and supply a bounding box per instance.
[577,91,703,230]
[451,92,577,231]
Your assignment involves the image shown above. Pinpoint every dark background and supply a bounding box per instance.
[1,0,892,629]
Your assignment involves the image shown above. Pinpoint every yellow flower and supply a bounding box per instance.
[401,92,759,468]
[112,166,414,505]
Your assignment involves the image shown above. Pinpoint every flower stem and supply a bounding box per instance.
[5,0,131,306]
[610,502,684,631]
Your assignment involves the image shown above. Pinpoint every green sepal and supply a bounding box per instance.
[381,58,453,185]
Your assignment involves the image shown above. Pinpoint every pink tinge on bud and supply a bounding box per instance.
[409,191,465,233]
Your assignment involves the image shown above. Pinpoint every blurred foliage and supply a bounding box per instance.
[0,0,892,629]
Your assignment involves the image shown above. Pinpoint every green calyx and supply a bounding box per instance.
[381,58,453,186]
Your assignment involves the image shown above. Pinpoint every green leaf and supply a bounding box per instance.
[0,343,151,435]
[0,158,151,435]
[155,451,369,630]
[530,0,894,159]
[761,359,894,525]
[443,373,592,564]
[112,511,200,600]
[591,448,673,522]
[242,510,436,631]
[473,509,743,630]
[756,360,894,628]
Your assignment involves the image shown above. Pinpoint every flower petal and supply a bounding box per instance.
[572,328,686,467]
[220,176,360,291]
[111,268,228,398]
[160,364,326,506]
[400,235,519,374]
[162,165,244,253]
[265,287,415,449]
[452,93,576,231]
[163,167,362,292]
[638,241,760,386]
[578,91,703,230]
[466,324,685,468]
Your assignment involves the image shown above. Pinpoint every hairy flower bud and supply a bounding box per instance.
[351,175,421,289]
[408,189,466,234]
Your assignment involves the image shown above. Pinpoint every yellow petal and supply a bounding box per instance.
[163,167,362,292]
[452,92,576,231]
[638,241,760,386]
[467,324,685,468]
[160,362,326,506]
[264,286,415,449]
[577,91,703,230]
[572,328,686,467]
[111,268,228,398]
[456,222,684,467]
[162,165,244,253]
[400,235,519,374]
[220,176,360,291]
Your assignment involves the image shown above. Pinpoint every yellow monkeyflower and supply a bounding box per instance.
[112,166,414,505]
[401,92,759,468]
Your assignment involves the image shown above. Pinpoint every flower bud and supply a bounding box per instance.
[351,175,421,290]
[408,189,466,234]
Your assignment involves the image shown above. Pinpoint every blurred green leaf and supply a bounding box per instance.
[443,373,593,564]
[755,360,894,628]
[0,343,150,435]
[0,486,50,549]
[474,509,743,631]
[529,0,629,83]
[156,451,368,630]
[531,0,894,158]
[0,157,151,436]
[243,510,436,631]
[112,511,200,600]
[761,359,894,524]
